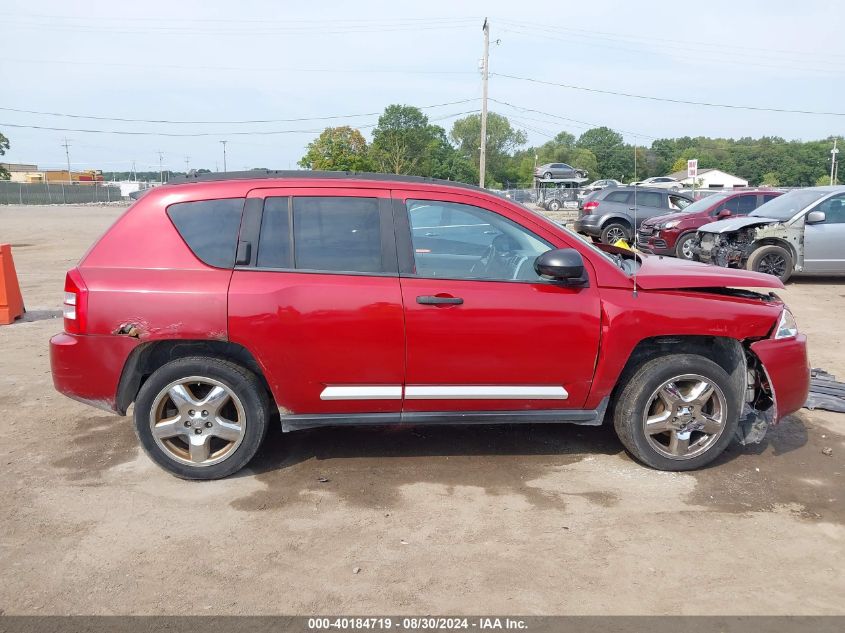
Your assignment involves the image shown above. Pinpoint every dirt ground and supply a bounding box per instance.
[1,204,844,616]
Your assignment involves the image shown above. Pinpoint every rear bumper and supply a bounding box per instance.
[750,334,810,422]
[573,218,601,237]
[50,332,139,414]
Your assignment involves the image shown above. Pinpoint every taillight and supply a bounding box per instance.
[583,201,600,214]
[63,268,88,334]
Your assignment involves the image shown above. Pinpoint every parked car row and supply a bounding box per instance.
[571,184,845,282]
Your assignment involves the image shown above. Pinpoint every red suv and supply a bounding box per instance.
[637,190,782,259]
[49,172,809,479]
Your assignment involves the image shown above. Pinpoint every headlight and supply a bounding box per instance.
[660,220,680,229]
[774,308,798,339]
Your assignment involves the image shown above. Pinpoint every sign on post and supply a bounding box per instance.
[687,159,698,179]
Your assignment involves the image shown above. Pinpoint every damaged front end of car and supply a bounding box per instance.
[692,219,805,272]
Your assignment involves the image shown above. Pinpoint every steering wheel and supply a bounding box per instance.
[471,234,521,278]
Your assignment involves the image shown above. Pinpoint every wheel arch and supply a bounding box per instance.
[606,335,748,421]
[115,339,272,415]
[748,237,797,258]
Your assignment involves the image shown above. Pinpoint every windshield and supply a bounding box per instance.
[679,193,731,214]
[749,189,829,220]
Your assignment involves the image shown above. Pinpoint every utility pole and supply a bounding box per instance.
[479,17,489,189]
[220,140,228,172]
[61,137,72,182]
[831,138,839,186]
[157,150,165,183]
[184,156,190,174]
[131,160,137,182]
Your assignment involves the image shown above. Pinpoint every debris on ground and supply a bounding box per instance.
[823,448,833,457]
[317,476,330,483]
[803,368,845,413]
[353,567,361,574]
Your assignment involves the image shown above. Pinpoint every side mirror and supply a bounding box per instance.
[806,210,826,224]
[717,209,732,219]
[534,248,588,286]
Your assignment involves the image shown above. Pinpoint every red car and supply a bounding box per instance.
[50,172,809,479]
[637,190,783,259]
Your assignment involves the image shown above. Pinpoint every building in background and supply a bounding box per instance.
[0,163,104,183]
[667,168,749,188]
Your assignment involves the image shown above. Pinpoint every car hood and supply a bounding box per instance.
[642,210,700,227]
[698,216,778,233]
[633,253,784,290]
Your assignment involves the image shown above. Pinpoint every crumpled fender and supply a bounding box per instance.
[750,335,810,422]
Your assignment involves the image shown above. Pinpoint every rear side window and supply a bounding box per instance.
[167,198,244,268]
[257,197,292,268]
[604,191,631,204]
[633,191,663,208]
[293,197,382,272]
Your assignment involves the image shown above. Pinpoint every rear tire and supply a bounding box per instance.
[548,199,561,212]
[543,171,553,179]
[134,356,270,480]
[601,222,630,244]
[613,354,741,471]
[746,244,793,283]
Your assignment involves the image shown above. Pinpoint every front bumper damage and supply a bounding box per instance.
[737,334,810,445]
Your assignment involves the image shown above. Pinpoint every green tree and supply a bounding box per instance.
[298,126,372,171]
[0,132,10,180]
[369,105,439,175]
[449,112,527,186]
[576,127,635,180]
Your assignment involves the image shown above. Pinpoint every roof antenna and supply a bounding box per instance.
[632,141,638,298]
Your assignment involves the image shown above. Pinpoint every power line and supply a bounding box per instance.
[0,109,480,137]
[491,73,845,117]
[0,98,478,125]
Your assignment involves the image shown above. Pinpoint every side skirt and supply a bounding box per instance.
[280,398,609,432]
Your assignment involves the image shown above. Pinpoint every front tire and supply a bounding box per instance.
[134,356,270,480]
[746,244,793,283]
[613,354,741,471]
[548,199,561,212]
[675,233,697,260]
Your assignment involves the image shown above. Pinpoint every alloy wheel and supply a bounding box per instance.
[641,374,728,460]
[605,226,626,243]
[149,376,247,467]
[757,253,787,278]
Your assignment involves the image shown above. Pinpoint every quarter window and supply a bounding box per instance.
[167,198,244,268]
[407,200,551,281]
[293,197,383,272]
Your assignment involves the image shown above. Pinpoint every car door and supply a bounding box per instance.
[630,190,665,225]
[393,189,602,413]
[227,187,405,416]
[803,193,845,273]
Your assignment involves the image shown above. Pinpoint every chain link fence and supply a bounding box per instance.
[0,181,124,205]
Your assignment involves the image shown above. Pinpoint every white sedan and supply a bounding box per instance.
[630,176,683,190]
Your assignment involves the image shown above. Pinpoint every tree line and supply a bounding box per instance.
[298,105,840,188]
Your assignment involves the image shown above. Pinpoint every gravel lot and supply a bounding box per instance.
[1,204,844,615]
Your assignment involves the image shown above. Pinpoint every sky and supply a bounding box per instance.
[1,0,843,176]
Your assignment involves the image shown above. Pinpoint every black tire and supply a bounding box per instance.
[134,356,270,480]
[674,233,697,260]
[600,222,631,244]
[548,199,561,212]
[613,354,741,471]
[746,244,793,283]
[543,171,553,179]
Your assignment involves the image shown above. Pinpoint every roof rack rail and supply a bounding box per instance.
[166,169,485,192]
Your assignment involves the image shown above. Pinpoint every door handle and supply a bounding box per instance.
[417,295,464,305]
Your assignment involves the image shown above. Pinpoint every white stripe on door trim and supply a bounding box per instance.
[404,386,568,400]
[320,386,402,401]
